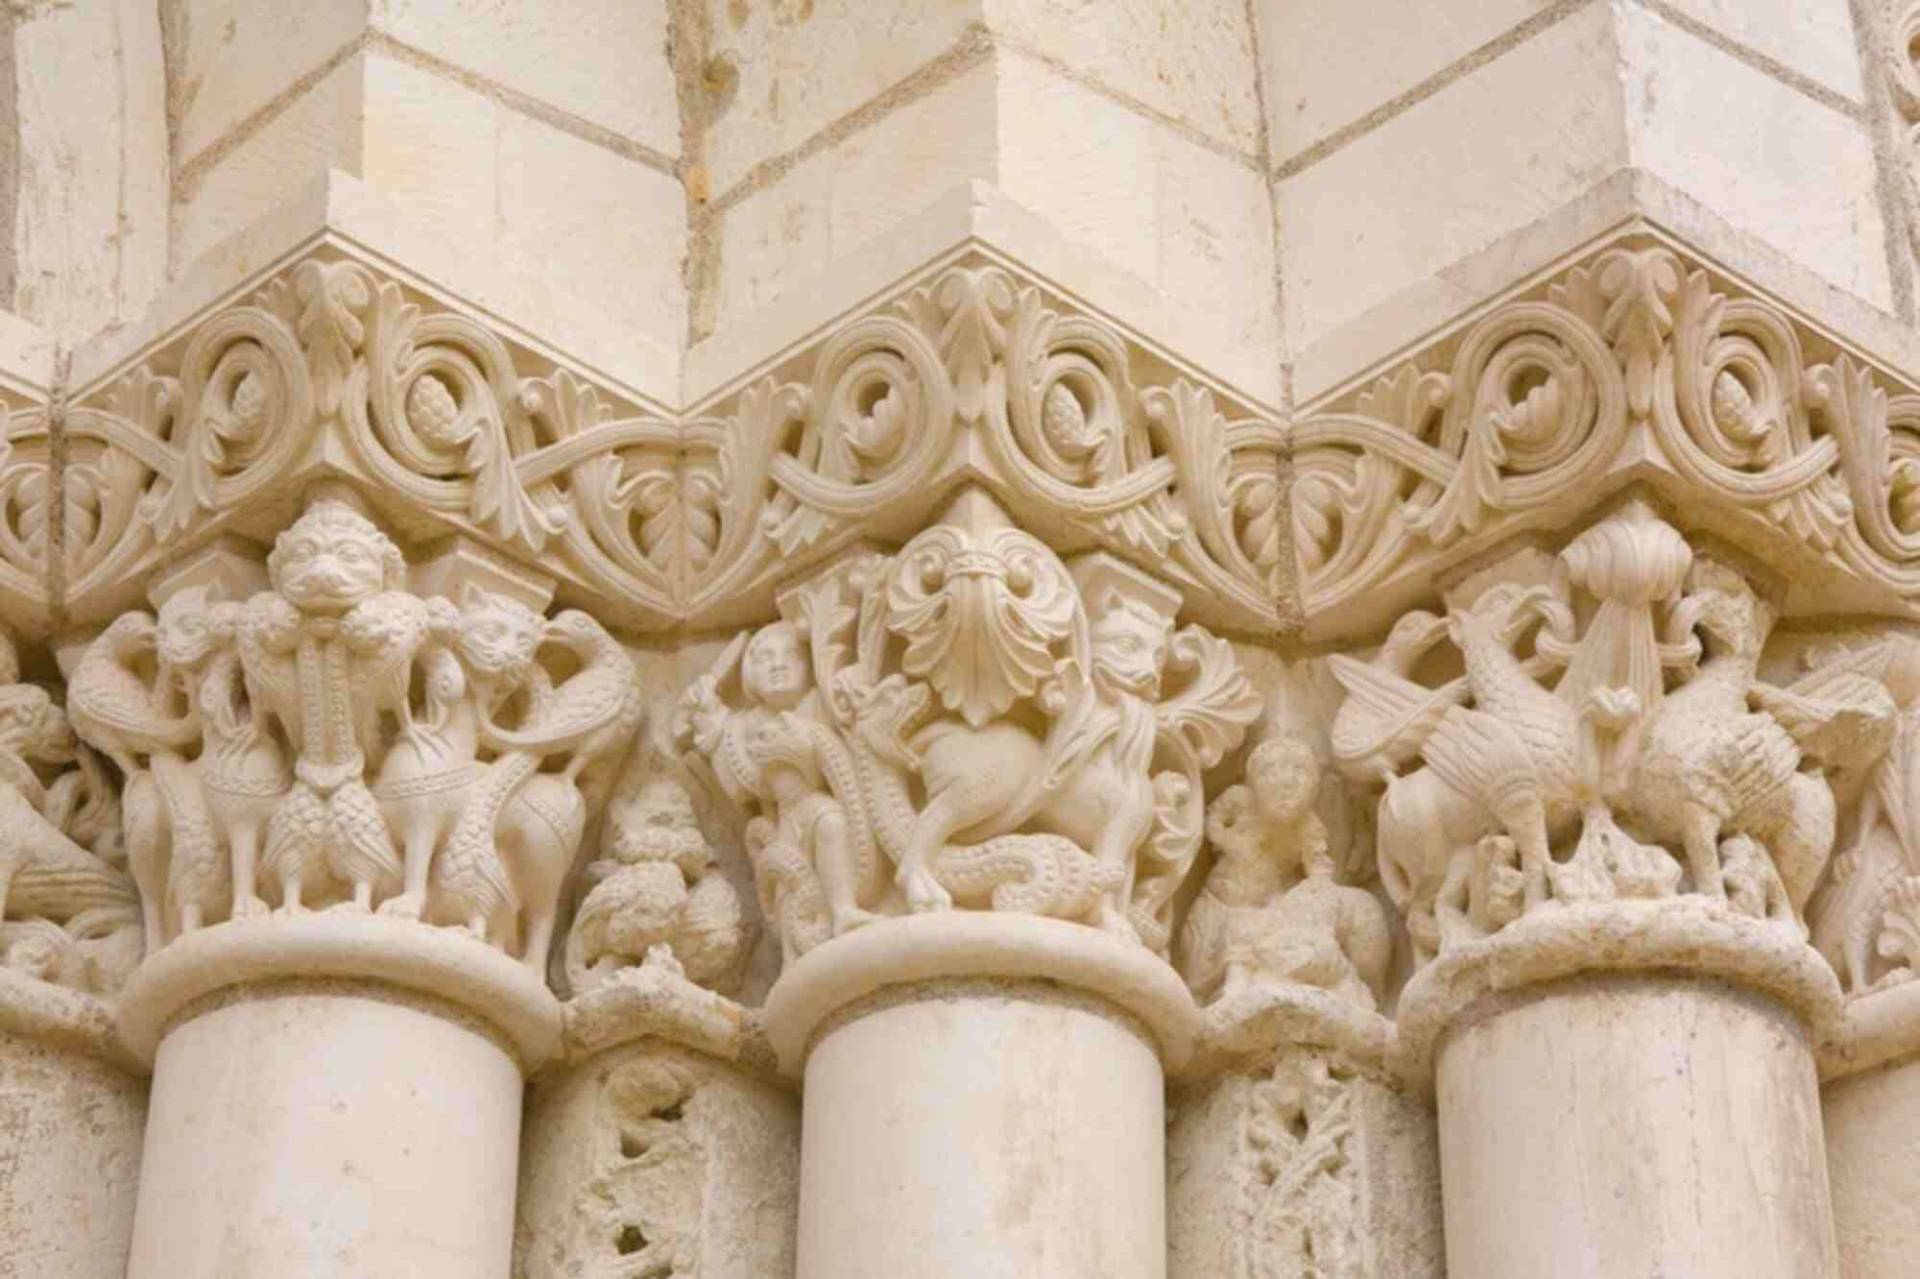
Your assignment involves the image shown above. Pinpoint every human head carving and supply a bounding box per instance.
[1246,734,1322,826]
[267,488,405,614]
[743,622,811,710]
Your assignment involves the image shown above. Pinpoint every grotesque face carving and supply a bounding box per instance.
[455,589,544,685]
[609,778,713,876]
[267,496,403,614]
[743,623,811,710]
[1090,594,1171,697]
[155,591,226,669]
[1247,735,1321,826]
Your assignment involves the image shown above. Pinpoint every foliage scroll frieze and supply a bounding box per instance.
[61,256,1284,630]
[1294,245,1920,631]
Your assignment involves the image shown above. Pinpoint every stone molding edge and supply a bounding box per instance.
[760,913,1200,1078]
[0,967,142,1074]
[558,966,751,1068]
[1820,980,1920,1082]
[114,914,563,1069]
[1293,235,1920,643]
[1392,899,1843,1095]
[1178,984,1396,1085]
[45,244,1283,636]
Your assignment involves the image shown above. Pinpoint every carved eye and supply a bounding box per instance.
[1115,637,1138,654]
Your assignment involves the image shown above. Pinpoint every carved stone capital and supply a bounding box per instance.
[62,484,657,1000]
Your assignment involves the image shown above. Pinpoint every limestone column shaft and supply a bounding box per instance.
[1398,903,1842,1279]
[117,915,559,1279]
[0,972,146,1279]
[765,914,1194,1279]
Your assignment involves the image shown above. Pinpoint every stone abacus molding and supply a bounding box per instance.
[1294,236,1920,644]
[44,250,1285,638]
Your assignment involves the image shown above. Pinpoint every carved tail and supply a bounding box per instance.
[933,833,1121,919]
[481,679,625,754]
[440,750,540,917]
[801,718,886,895]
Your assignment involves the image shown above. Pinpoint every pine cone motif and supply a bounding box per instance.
[405,373,470,449]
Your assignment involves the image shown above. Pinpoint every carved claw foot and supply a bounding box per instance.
[230,894,271,922]
[831,907,882,936]
[899,867,952,914]
[377,892,426,921]
[1094,902,1140,943]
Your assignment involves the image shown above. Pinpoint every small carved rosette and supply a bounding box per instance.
[674,485,1262,967]
[1329,498,1902,967]
[67,486,647,975]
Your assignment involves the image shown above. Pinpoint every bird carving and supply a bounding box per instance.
[1327,610,1466,785]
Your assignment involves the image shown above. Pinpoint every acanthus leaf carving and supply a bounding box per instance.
[62,252,1281,634]
[1294,243,1918,639]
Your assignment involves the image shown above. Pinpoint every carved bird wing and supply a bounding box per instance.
[0,784,136,921]
[1419,705,1540,803]
[1327,654,1468,785]
[1751,659,1898,774]
[1710,714,1804,814]
[67,648,197,759]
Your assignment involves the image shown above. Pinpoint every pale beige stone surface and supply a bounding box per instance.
[171,56,365,269]
[1658,0,1866,99]
[1276,3,1627,363]
[165,0,365,165]
[797,987,1166,1279]
[1620,3,1890,308]
[127,987,525,1279]
[12,4,1920,1277]
[1438,976,1838,1279]
[1259,0,1557,163]
[0,1031,144,1279]
[7,0,167,338]
[373,0,681,155]
[702,0,980,196]
[357,50,687,349]
[983,0,1262,155]
[1825,1054,1920,1279]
